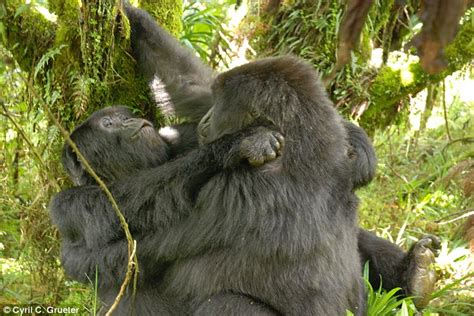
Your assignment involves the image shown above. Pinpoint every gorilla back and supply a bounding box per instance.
[155,56,366,315]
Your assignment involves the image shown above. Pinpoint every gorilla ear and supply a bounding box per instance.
[61,144,89,186]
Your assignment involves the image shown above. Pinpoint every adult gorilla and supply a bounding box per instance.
[51,106,283,315]
[125,3,439,308]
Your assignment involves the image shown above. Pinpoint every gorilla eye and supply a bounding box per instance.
[102,117,113,128]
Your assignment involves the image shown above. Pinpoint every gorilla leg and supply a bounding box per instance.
[98,287,174,316]
[358,230,440,308]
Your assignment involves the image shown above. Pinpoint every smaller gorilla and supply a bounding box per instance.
[51,106,283,315]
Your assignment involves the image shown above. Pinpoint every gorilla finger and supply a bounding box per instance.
[427,235,441,250]
[248,156,265,167]
[268,136,283,158]
[270,136,281,151]
[263,148,277,162]
[273,132,285,150]
[269,135,280,151]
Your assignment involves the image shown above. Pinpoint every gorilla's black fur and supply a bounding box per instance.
[50,106,283,315]
[344,121,377,190]
[343,120,439,308]
[51,56,367,314]
[126,5,213,122]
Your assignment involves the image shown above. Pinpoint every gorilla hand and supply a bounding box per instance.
[223,127,284,169]
[240,127,284,167]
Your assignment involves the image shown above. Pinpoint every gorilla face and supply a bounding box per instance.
[62,106,169,185]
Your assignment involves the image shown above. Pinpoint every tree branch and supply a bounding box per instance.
[360,11,474,130]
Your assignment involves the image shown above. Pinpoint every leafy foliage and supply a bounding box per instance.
[180,0,233,67]
[358,89,473,314]
[257,0,473,131]
[363,263,417,316]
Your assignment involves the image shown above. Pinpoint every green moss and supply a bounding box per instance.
[361,10,474,131]
[50,0,81,63]
[444,10,474,71]
[140,0,182,36]
[108,40,152,110]
[1,1,56,72]
[362,67,401,130]
[48,0,78,22]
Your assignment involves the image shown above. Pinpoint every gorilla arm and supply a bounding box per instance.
[125,4,214,122]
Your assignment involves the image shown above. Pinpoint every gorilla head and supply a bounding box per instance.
[198,56,349,179]
[62,106,169,186]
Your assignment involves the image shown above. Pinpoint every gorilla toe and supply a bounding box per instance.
[406,235,441,309]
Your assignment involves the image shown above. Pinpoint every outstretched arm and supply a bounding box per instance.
[125,4,214,122]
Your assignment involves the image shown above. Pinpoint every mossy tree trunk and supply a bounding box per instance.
[1,0,182,125]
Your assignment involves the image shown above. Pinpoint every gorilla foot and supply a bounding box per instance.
[405,235,441,309]
[240,128,285,167]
